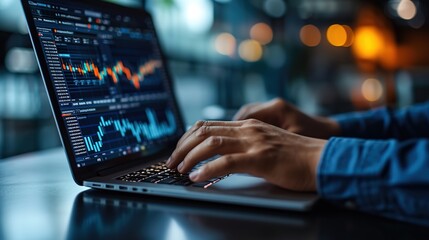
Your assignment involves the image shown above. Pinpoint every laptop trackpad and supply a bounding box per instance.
[213,174,268,190]
[210,174,310,200]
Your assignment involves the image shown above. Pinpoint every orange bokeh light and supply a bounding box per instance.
[327,24,348,47]
[214,32,236,56]
[342,25,355,47]
[239,39,263,62]
[353,26,384,60]
[299,24,321,47]
[250,23,273,45]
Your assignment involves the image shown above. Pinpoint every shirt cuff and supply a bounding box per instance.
[317,137,394,210]
[331,108,392,139]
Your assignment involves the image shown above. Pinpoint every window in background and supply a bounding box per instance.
[0,2,60,158]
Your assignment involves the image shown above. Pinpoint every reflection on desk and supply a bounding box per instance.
[67,190,429,240]
[0,148,429,240]
[68,190,316,240]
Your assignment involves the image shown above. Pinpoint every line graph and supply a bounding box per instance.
[83,109,177,153]
[61,59,162,90]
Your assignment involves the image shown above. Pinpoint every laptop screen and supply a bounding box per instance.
[25,0,184,168]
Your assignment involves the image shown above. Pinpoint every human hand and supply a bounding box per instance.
[167,119,327,192]
[233,98,341,139]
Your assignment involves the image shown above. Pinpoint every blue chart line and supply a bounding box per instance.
[84,109,176,153]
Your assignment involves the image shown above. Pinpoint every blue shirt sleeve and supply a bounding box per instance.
[318,137,429,226]
[333,102,429,140]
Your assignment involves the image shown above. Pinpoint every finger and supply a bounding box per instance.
[233,103,259,121]
[177,120,243,147]
[189,154,252,182]
[169,126,240,168]
[177,136,246,173]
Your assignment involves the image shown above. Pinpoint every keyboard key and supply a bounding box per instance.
[157,177,179,185]
[142,177,159,183]
[116,160,228,187]
[155,175,166,181]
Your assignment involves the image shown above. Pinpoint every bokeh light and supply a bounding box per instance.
[250,23,273,45]
[327,24,348,47]
[362,78,383,102]
[397,0,417,20]
[263,0,287,18]
[299,24,321,47]
[176,0,214,34]
[353,26,384,60]
[214,33,236,56]
[5,48,39,73]
[239,39,263,62]
[342,25,355,47]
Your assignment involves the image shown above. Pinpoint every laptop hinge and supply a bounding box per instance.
[96,160,144,177]
[96,155,166,177]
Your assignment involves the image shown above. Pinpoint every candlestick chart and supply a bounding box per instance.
[61,59,162,90]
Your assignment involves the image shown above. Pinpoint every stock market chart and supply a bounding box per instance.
[28,0,183,167]
[81,108,177,153]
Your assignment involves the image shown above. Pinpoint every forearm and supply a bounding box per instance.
[332,102,429,140]
[317,137,429,226]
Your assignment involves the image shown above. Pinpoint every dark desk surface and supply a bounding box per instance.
[0,148,428,240]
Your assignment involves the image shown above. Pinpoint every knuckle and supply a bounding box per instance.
[195,120,206,129]
[274,98,291,112]
[195,120,205,126]
[244,118,260,126]
[196,125,210,138]
[243,122,265,134]
[206,136,223,148]
[187,121,204,135]
[272,98,285,106]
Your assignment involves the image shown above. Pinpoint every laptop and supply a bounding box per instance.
[21,0,318,211]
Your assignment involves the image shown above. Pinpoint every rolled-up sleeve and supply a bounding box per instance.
[333,102,429,140]
[318,137,429,226]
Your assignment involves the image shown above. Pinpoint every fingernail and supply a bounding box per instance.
[166,157,171,166]
[177,162,184,171]
[189,169,200,181]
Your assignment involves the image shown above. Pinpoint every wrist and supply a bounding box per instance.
[307,138,326,191]
[315,117,341,139]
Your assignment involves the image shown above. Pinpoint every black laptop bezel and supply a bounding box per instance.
[21,0,186,185]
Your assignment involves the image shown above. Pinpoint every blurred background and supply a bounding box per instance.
[1,0,429,159]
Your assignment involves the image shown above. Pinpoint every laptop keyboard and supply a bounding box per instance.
[117,160,227,188]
